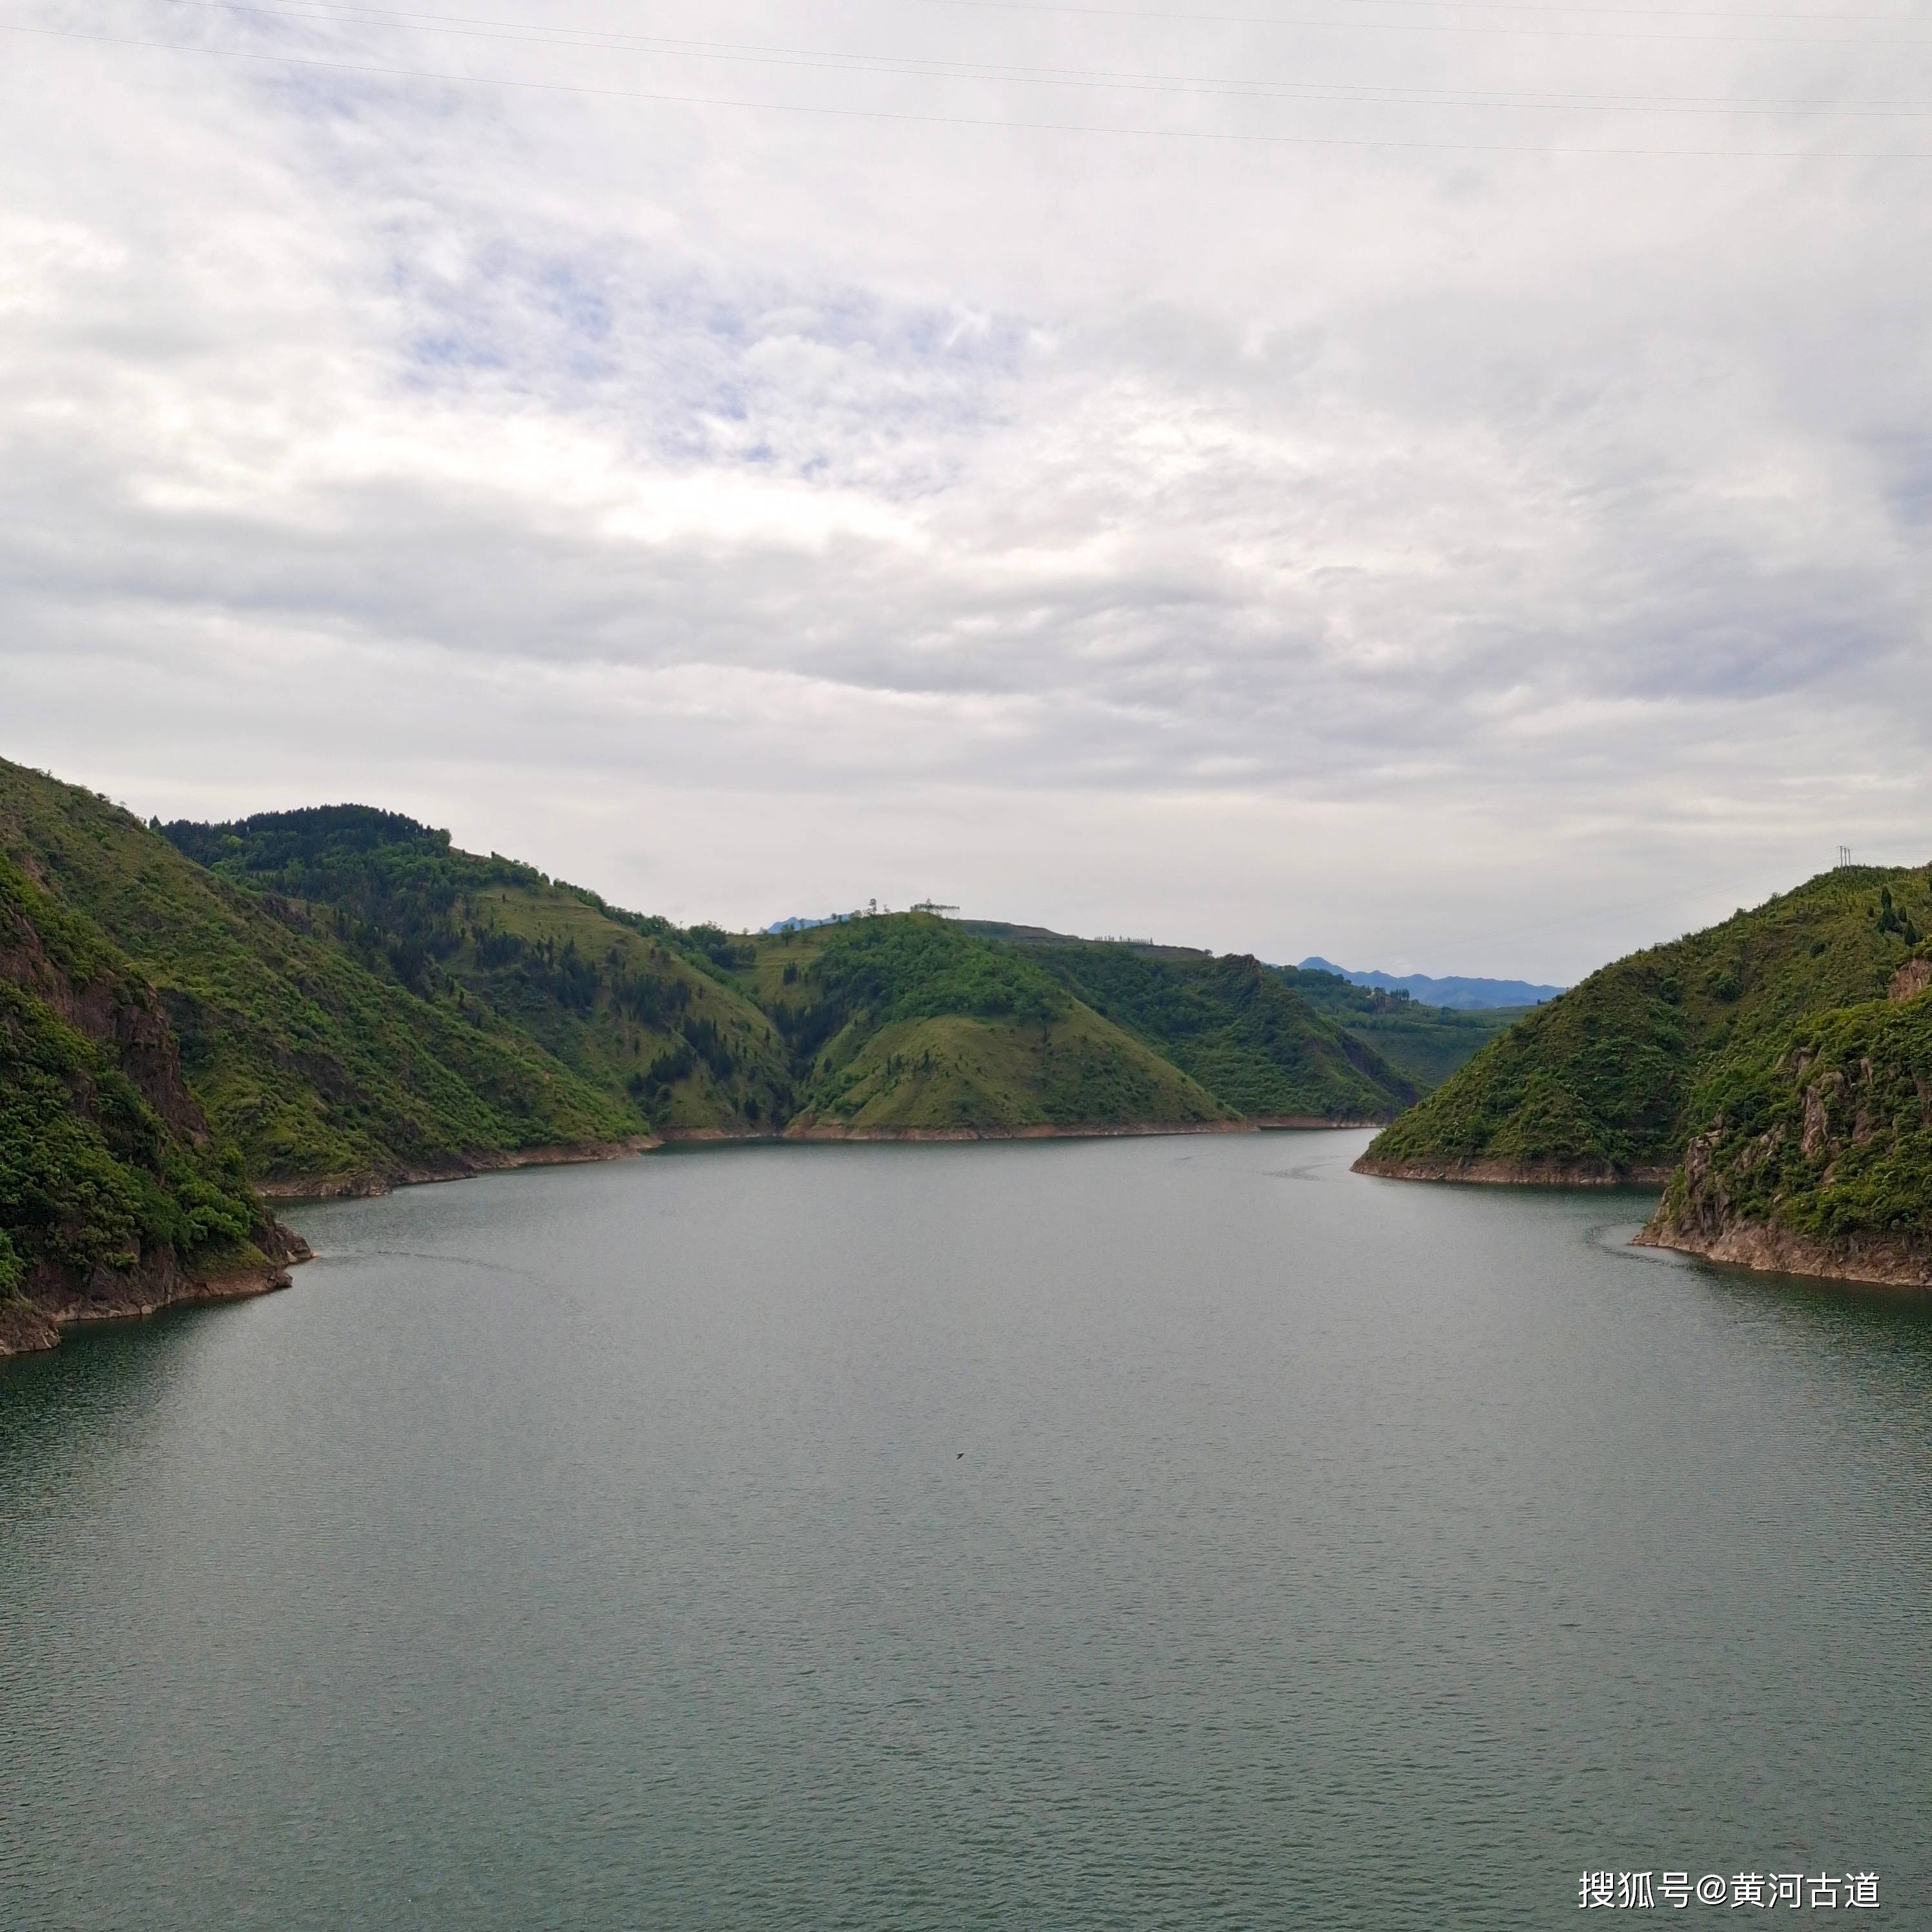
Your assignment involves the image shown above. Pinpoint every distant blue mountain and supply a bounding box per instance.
[1297,956,1563,1011]
[765,914,851,934]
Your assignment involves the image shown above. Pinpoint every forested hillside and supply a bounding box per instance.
[0,848,302,1355]
[746,917,1230,1133]
[1359,865,1932,1182]
[1272,964,1526,1089]
[163,805,795,1139]
[3,750,1539,1344]
[1024,943,1417,1120]
[1638,954,1932,1282]
[0,764,658,1191]
[962,920,1510,1090]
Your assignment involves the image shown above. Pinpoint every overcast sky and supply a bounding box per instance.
[4,1,1929,979]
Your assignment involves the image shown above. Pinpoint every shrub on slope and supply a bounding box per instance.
[0,852,291,1351]
[1,761,635,1186]
[1362,865,1932,1177]
[162,805,793,1133]
[1031,944,1417,1120]
[757,917,1226,1131]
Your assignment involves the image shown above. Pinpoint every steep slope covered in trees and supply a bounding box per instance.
[1025,943,1418,1120]
[1357,865,1932,1184]
[0,761,642,1189]
[163,805,794,1137]
[0,850,303,1355]
[1637,956,1932,1285]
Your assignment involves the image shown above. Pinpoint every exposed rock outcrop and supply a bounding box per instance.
[1637,980,1932,1290]
[1889,955,1932,1003]
[6,1227,312,1355]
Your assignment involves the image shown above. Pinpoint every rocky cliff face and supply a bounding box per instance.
[1,855,309,1356]
[1636,958,1932,1290]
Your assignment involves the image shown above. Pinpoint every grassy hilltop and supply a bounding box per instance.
[963,920,1518,1093]
[743,918,1425,1133]
[1360,863,1932,1183]
[745,918,1229,1133]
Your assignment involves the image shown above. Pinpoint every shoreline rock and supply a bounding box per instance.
[1351,1153,1672,1186]
[1,1223,314,1359]
[1634,1215,1932,1291]
[254,1135,660,1200]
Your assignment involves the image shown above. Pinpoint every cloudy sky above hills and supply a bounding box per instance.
[4,0,1929,979]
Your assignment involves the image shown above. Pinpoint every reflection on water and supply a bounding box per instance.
[4,1132,1930,1930]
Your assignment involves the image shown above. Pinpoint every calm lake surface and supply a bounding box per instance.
[4,1131,1930,1928]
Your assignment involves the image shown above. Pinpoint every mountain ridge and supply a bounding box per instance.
[1297,956,1564,1011]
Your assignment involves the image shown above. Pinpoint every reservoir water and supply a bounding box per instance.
[3,1130,1929,1928]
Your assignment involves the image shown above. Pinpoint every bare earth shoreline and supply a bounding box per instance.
[254,1116,1388,1197]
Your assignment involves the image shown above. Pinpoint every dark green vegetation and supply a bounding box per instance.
[5,757,1421,1206]
[162,804,794,1147]
[0,764,646,1191]
[1025,945,1418,1120]
[746,918,1228,1131]
[1362,865,1932,1257]
[1276,964,1526,1089]
[963,921,1510,1093]
[2,751,1526,1340]
[0,847,287,1352]
[1647,958,1932,1269]
[740,918,1451,1133]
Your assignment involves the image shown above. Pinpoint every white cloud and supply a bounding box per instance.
[3,0,1929,979]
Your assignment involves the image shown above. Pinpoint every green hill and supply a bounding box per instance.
[1273,965,1527,1090]
[961,920,1510,1091]
[0,761,650,1190]
[1357,865,1932,1182]
[747,917,1229,1133]
[0,849,301,1355]
[1638,956,1932,1284]
[161,805,794,1138]
[1022,943,1418,1120]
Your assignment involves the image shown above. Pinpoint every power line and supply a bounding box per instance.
[137,0,1932,117]
[12,19,1932,156]
[910,0,1932,45]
